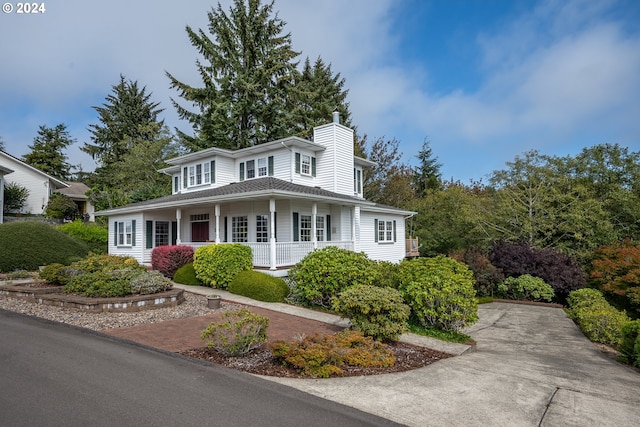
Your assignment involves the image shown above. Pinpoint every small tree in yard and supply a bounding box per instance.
[3,182,30,213]
[45,193,78,219]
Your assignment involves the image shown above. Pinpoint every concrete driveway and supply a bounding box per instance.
[265,302,640,426]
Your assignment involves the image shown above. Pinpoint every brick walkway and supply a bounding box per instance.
[102,305,344,352]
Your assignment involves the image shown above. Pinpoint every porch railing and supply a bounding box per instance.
[181,240,354,269]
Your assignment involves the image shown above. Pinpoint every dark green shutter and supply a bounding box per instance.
[268,156,274,176]
[146,221,153,249]
[211,160,216,183]
[183,167,187,188]
[393,220,397,242]
[132,220,136,246]
[326,215,331,241]
[293,212,299,242]
[224,217,228,242]
[239,163,245,181]
[273,211,277,240]
[171,221,177,245]
[374,219,379,242]
[311,157,316,177]
[114,221,118,245]
[295,153,301,173]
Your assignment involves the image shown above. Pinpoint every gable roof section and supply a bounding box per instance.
[0,150,68,189]
[97,177,413,216]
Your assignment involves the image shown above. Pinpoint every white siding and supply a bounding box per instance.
[108,213,145,264]
[313,123,355,196]
[359,210,407,263]
[0,154,61,215]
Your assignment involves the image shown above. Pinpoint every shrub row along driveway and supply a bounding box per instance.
[267,302,640,427]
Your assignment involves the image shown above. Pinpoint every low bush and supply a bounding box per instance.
[397,255,478,331]
[193,244,252,289]
[151,245,194,278]
[58,220,108,253]
[64,268,144,297]
[619,320,640,367]
[450,248,504,297]
[332,285,410,341]
[289,247,381,308]
[228,270,289,302]
[201,308,269,356]
[130,270,173,295]
[72,253,145,273]
[270,329,395,378]
[172,263,203,286]
[566,288,629,347]
[497,274,555,302]
[0,222,90,272]
[39,263,77,285]
[45,193,77,219]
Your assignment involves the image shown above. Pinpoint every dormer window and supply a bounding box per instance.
[182,160,215,189]
[239,156,274,181]
[295,152,316,177]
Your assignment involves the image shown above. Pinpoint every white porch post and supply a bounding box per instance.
[353,206,360,252]
[176,208,182,244]
[312,202,318,250]
[269,198,277,270]
[214,204,221,243]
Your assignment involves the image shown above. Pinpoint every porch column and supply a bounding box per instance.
[269,198,276,270]
[312,202,318,250]
[352,206,360,252]
[176,208,182,244]
[214,204,221,243]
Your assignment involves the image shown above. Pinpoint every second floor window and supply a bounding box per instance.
[183,161,215,189]
[295,152,316,177]
[239,156,274,181]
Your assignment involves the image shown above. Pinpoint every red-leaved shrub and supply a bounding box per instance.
[151,245,194,278]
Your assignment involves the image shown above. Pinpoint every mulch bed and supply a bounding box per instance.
[180,341,453,378]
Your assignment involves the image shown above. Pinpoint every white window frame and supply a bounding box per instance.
[232,216,248,242]
[316,216,325,242]
[256,214,268,243]
[155,221,170,247]
[117,220,133,246]
[377,220,394,243]
[300,214,312,241]
[184,161,212,189]
[257,157,268,177]
[301,154,311,176]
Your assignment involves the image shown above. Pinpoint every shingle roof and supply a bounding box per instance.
[97,177,387,215]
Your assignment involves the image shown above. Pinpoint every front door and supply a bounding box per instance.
[191,221,209,242]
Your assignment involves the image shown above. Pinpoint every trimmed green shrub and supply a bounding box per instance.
[201,308,269,356]
[38,263,82,286]
[270,329,395,378]
[0,222,90,272]
[193,244,252,289]
[289,247,381,308]
[228,270,289,302]
[130,270,173,295]
[151,245,194,278]
[566,288,629,347]
[497,274,555,302]
[619,320,640,367]
[397,255,478,331]
[57,220,108,253]
[64,268,144,297]
[72,253,144,273]
[172,263,203,286]
[332,285,410,341]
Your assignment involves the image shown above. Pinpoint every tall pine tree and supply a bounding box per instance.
[167,0,299,151]
[23,124,75,180]
[82,74,164,174]
[290,56,352,139]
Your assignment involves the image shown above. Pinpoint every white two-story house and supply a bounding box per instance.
[97,114,415,271]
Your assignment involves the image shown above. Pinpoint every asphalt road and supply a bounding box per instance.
[0,309,400,427]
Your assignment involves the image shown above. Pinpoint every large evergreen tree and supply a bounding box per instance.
[82,74,164,175]
[23,124,75,180]
[166,0,300,151]
[290,56,352,139]
[414,139,442,195]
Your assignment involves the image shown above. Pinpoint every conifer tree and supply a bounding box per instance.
[167,0,299,151]
[23,124,75,180]
[290,56,352,139]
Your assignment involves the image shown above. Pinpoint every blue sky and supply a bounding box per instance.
[1,0,639,183]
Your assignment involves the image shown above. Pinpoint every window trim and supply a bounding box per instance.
[183,160,213,189]
[115,220,135,247]
[374,219,396,243]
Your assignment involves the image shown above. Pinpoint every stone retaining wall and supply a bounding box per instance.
[0,282,185,313]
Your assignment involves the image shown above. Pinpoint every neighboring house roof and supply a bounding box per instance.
[97,177,414,216]
[58,181,90,199]
[0,150,69,189]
